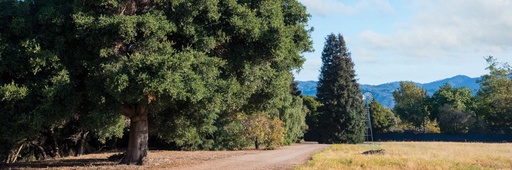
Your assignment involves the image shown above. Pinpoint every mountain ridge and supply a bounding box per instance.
[297,75,480,108]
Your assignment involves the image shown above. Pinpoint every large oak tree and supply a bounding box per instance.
[72,0,312,164]
[1,0,312,164]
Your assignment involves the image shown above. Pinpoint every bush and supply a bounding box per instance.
[239,113,285,149]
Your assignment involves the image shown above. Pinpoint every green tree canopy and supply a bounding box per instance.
[1,0,313,164]
[393,81,430,132]
[430,83,475,133]
[0,0,125,162]
[369,100,397,133]
[303,96,322,141]
[437,105,475,133]
[476,56,512,133]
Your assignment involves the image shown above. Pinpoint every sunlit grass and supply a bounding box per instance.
[297,142,512,170]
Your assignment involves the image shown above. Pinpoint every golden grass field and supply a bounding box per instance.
[297,142,512,170]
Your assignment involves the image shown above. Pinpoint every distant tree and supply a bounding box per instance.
[476,56,512,133]
[424,120,441,133]
[316,33,365,144]
[430,83,475,133]
[369,100,397,133]
[393,82,430,132]
[437,105,475,133]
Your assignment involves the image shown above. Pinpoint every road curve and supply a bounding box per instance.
[177,142,329,170]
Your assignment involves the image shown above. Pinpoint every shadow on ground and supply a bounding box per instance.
[2,156,119,169]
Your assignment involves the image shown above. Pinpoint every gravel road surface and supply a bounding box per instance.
[177,142,329,170]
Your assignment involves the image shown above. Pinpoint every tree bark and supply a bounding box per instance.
[34,144,47,160]
[121,104,149,165]
[76,131,89,156]
[6,143,24,163]
[50,128,61,158]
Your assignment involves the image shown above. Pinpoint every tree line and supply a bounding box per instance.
[349,56,512,135]
[303,37,512,143]
[0,0,313,164]
[390,56,512,134]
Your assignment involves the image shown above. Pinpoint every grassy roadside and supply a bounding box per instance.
[297,142,512,170]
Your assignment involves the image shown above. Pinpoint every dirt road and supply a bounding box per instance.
[6,142,329,170]
[177,142,329,170]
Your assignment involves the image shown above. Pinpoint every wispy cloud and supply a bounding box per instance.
[296,0,512,84]
[359,0,512,60]
[298,0,395,16]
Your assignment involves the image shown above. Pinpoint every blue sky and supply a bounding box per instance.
[294,0,512,85]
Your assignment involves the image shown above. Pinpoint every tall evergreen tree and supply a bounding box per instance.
[316,33,365,144]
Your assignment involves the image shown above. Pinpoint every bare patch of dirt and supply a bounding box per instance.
[362,149,386,155]
[5,150,260,170]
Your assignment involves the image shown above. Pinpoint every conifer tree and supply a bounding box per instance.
[316,33,365,144]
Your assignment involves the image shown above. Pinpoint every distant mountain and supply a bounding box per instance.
[297,75,480,108]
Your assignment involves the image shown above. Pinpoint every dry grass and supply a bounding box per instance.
[297,142,512,170]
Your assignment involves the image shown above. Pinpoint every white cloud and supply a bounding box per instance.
[298,0,394,16]
[373,0,394,14]
[298,0,354,16]
[296,0,512,84]
[359,0,512,60]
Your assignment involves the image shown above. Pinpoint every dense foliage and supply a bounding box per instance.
[302,95,322,141]
[475,56,512,133]
[369,100,397,133]
[430,84,475,133]
[392,57,512,134]
[315,33,365,144]
[393,82,430,132]
[0,0,312,164]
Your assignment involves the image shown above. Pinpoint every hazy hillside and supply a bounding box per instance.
[297,75,480,108]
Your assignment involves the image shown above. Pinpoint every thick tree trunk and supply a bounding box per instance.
[121,104,149,165]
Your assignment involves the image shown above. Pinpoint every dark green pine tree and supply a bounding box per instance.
[316,33,365,144]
